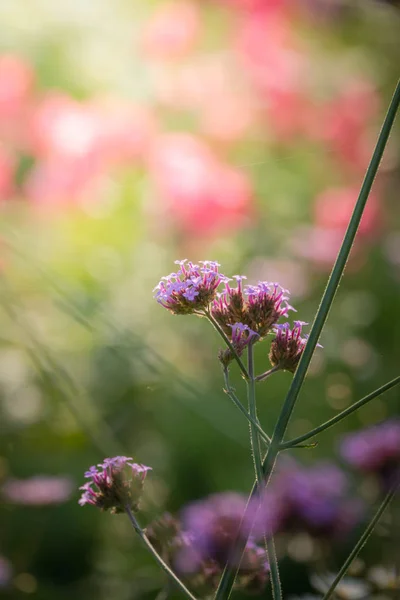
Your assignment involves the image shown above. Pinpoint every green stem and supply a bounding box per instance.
[205,310,249,380]
[255,366,281,382]
[282,375,400,449]
[247,344,282,600]
[321,481,399,600]
[223,368,271,445]
[215,79,400,600]
[125,506,198,600]
[248,342,264,486]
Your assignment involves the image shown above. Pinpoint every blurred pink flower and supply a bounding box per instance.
[2,475,73,506]
[28,93,104,161]
[24,156,105,209]
[0,54,34,148]
[0,144,15,200]
[314,185,381,237]
[142,1,201,60]
[235,10,308,139]
[318,81,380,172]
[148,133,253,235]
[217,0,285,12]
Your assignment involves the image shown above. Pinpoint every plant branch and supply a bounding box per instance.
[321,480,399,600]
[255,366,281,382]
[223,368,271,445]
[214,78,400,600]
[124,506,198,600]
[281,375,400,449]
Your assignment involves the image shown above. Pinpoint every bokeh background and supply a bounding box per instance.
[0,0,399,598]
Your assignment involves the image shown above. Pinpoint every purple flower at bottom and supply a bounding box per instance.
[79,456,151,514]
[171,492,270,596]
[218,322,259,367]
[251,461,362,540]
[180,492,248,567]
[340,419,400,487]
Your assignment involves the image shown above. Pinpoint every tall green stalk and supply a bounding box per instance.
[215,78,400,600]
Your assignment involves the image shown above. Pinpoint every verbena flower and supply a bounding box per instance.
[149,492,270,596]
[269,320,321,372]
[252,461,362,539]
[154,259,225,315]
[218,322,259,367]
[340,419,400,487]
[78,456,151,514]
[212,276,294,338]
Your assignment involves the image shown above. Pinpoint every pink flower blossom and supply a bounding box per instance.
[142,1,201,60]
[314,185,381,238]
[0,144,15,200]
[0,54,34,148]
[148,133,252,236]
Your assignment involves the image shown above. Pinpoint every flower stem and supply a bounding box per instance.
[215,78,400,600]
[223,368,271,445]
[204,310,249,380]
[124,506,198,600]
[247,343,282,600]
[255,366,281,382]
[281,374,400,449]
[321,481,399,600]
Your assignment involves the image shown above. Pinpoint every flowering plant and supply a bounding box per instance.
[78,81,400,600]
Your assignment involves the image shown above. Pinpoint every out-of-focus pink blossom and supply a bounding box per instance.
[0,54,34,148]
[314,186,381,238]
[317,81,380,172]
[148,133,253,236]
[2,475,73,506]
[217,0,285,13]
[28,94,104,161]
[142,1,201,60]
[0,144,15,200]
[24,156,105,209]
[235,10,307,139]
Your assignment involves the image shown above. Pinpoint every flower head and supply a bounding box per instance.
[269,321,321,372]
[154,259,225,315]
[212,277,293,338]
[78,456,151,513]
[340,419,400,487]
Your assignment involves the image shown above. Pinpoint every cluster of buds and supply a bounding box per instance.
[79,456,151,514]
[211,276,293,338]
[269,320,320,373]
[154,260,320,375]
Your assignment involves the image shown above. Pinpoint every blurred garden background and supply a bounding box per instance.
[0,0,399,598]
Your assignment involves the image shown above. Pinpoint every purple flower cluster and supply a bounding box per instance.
[340,419,400,486]
[153,260,224,315]
[79,456,151,514]
[269,321,321,373]
[147,492,270,596]
[212,276,294,338]
[252,461,362,539]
